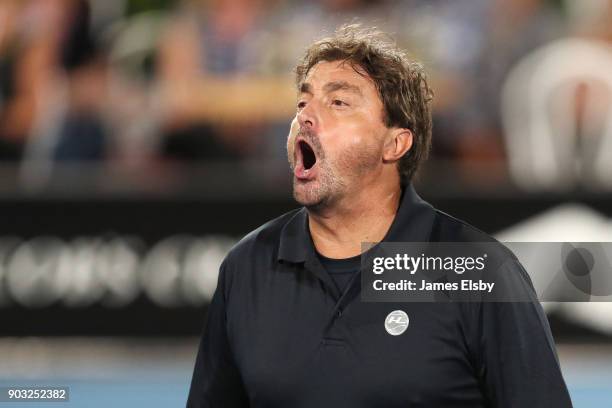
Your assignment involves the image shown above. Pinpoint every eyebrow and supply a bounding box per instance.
[299,81,362,96]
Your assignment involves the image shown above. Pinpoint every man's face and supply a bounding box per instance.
[287,60,390,209]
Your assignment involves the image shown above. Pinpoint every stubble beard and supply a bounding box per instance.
[289,129,379,212]
[292,160,344,212]
[289,129,345,211]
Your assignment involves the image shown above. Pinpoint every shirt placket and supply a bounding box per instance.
[304,254,363,343]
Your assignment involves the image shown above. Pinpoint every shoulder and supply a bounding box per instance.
[430,207,496,243]
[432,207,512,250]
[223,207,302,268]
[216,208,302,296]
[430,207,525,271]
[431,208,538,300]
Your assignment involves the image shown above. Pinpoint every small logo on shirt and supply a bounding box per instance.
[385,310,409,336]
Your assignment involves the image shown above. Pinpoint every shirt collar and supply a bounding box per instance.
[277,184,436,264]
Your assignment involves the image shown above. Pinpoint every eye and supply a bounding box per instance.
[297,101,307,110]
[332,99,348,107]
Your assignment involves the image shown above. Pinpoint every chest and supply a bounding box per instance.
[226,269,484,407]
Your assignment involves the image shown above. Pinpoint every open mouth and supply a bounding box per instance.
[299,140,317,170]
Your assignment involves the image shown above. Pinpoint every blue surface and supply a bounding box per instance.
[0,379,188,408]
[1,363,611,407]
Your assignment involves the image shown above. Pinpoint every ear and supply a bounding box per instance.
[382,128,413,163]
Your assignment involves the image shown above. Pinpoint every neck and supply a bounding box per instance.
[308,181,402,259]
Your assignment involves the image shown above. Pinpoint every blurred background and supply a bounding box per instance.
[1,0,612,406]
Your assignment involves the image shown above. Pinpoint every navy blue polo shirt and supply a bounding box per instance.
[187,185,572,407]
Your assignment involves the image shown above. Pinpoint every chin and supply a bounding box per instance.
[293,189,319,208]
[293,183,325,208]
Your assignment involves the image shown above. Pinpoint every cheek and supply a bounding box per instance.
[287,118,299,158]
[341,122,385,153]
[320,114,385,164]
[327,133,382,170]
[287,135,295,159]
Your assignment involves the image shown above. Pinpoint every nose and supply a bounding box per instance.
[297,100,318,131]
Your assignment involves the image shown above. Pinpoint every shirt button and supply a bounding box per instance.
[336,310,342,317]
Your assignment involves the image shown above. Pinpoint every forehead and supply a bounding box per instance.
[302,60,379,97]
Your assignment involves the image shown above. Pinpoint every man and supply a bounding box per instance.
[187,25,573,407]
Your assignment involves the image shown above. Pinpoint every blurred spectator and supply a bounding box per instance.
[500,0,612,190]
[0,0,23,160]
[391,0,564,164]
[0,0,64,161]
[156,0,295,162]
[0,0,109,171]
[54,0,108,161]
[459,0,564,162]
